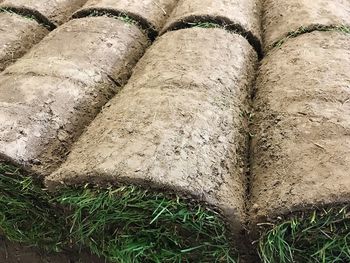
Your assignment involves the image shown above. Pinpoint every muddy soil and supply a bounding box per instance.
[262,0,350,51]
[162,0,261,53]
[0,0,87,26]
[47,28,257,243]
[0,237,104,263]
[249,31,350,223]
[0,12,48,71]
[0,17,149,176]
[73,0,178,38]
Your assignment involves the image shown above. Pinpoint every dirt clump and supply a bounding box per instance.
[249,31,350,224]
[0,17,149,176]
[262,0,350,51]
[0,12,48,71]
[47,28,257,244]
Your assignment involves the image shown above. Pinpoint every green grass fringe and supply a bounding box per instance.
[0,164,236,263]
[259,207,350,263]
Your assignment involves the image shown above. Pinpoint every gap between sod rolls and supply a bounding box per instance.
[258,206,350,263]
[0,163,236,263]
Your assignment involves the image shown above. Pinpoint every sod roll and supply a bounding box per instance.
[0,0,87,27]
[73,0,178,39]
[47,27,257,242]
[263,0,350,51]
[0,17,149,176]
[250,31,350,261]
[161,0,262,55]
[0,12,48,71]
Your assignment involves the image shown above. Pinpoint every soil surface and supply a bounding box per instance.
[74,0,178,37]
[0,17,149,176]
[162,0,262,48]
[0,12,48,71]
[0,237,105,263]
[250,31,350,223]
[262,0,350,51]
[47,28,257,243]
[0,0,87,26]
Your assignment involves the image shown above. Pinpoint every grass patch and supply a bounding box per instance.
[185,22,222,29]
[0,164,236,262]
[85,10,137,25]
[259,207,350,263]
[272,25,350,49]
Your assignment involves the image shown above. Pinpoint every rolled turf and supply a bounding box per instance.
[0,16,149,176]
[161,0,262,57]
[44,26,257,261]
[249,30,350,262]
[262,0,350,52]
[0,163,235,262]
[0,2,260,262]
[0,0,86,71]
[0,11,48,71]
[73,0,178,40]
[0,0,87,28]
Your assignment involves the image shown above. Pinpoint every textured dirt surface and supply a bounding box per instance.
[0,17,149,176]
[73,0,178,38]
[162,0,262,52]
[47,28,257,240]
[0,237,104,263]
[0,0,87,26]
[263,0,350,51]
[0,12,48,71]
[249,31,350,223]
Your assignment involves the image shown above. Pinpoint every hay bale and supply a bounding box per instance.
[263,0,350,51]
[0,17,149,176]
[47,27,257,240]
[0,12,48,71]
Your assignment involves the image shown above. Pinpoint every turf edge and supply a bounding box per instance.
[258,206,350,263]
[0,163,237,263]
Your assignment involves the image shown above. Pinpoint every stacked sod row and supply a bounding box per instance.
[0,0,262,262]
[250,1,350,261]
[47,27,257,262]
[0,0,177,261]
[0,0,87,71]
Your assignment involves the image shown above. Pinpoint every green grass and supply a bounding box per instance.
[272,25,350,49]
[259,207,350,263]
[86,10,137,25]
[0,164,236,263]
[185,22,222,29]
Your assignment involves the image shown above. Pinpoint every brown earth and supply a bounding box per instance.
[46,28,257,244]
[0,12,48,71]
[73,0,178,39]
[161,0,262,55]
[0,237,104,263]
[262,0,350,51]
[0,0,87,27]
[249,31,350,224]
[0,17,149,177]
